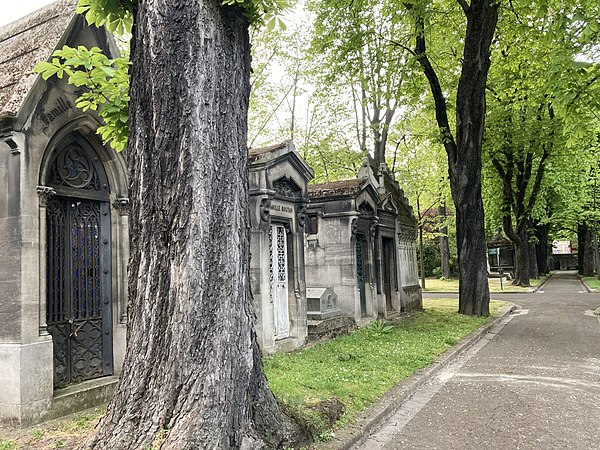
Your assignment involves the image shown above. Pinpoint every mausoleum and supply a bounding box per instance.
[248,141,313,353]
[0,0,128,426]
[305,160,421,329]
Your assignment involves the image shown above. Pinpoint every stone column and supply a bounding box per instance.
[112,197,130,323]
[36,186,55,336]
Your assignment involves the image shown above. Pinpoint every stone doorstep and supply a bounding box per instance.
[43,376,118,424]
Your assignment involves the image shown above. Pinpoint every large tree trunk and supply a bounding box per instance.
[438,203,451,278]
[85,2,297,448]
[452,1,498,315]
[410,0,497,315]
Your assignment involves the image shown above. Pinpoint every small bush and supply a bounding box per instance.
[366,319,394,336]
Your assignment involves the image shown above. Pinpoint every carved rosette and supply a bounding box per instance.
[36,186,56,207]
[112,197,130,216]
[258,197,271,231]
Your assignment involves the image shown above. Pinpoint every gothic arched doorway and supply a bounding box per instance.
[45,135,114,388]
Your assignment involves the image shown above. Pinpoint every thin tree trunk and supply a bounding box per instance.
[85,2,298,448]
[533,221,550,275]
[578,222,595,276]
[417,197,426,289]
[407,0,497,315]
[512,225,530,286]
[529,241,539,279]
[438,203,451,278]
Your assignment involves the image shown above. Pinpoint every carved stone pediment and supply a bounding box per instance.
[273,177,301,198]
[358,201,375,217]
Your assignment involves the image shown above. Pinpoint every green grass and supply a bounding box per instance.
[264,298,507,434]
[582,276,600,290]
[0,408,104,450]
[0,441,18,450]
[421,276,543,293]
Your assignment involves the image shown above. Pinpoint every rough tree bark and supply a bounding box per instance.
[407,0,499,315]
[84,1,298,448]
[512,223,531,286]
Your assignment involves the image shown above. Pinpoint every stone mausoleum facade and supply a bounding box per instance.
[249,142,313,354]
[305,160,421,331]
[0,0,128,426]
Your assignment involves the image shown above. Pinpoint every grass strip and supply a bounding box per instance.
[422,277,543,293]
[264,298,507,437]
[582,276,600,291]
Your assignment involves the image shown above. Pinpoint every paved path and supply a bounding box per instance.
[357,271,600,449]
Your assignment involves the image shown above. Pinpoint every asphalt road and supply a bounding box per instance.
[357,271,600,450]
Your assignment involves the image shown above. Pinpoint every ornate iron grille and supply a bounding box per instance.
[46,197,111,388]
[47,200,67,324]
[356,235,365,282]
[276,226,287,283]
[269,226,274,283]
[49,144,101,191]
[356,234,367,316]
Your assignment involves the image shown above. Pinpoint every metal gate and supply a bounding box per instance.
[270,224,290,339]
[356,233,367,317]
[382,237,396,311]
[45,137,116,389]
[46,197,113,388]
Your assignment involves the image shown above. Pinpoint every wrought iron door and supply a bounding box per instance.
[270,224,290,339]
[382,237,396,311]
[46,196,113,388]
[356,233,367,317]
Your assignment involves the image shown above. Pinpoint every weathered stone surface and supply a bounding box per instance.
[308,178,366,199]
[306,161,422,322]
[307,316,357,341]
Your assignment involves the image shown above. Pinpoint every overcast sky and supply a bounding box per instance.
[1,0,56,27]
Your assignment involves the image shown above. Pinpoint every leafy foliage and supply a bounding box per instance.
[34,0,291,151]
[307,0,416,166]
[34,45,130,151]
[76,0,134,35]
[481,0,600,264]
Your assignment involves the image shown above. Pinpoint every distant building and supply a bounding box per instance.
[552,240,578,270]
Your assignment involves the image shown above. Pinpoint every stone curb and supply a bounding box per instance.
[531,272,554,293]
[577,274,594,293]
[313,303,516,450]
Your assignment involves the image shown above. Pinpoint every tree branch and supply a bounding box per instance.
[456,0,470,16]
[403,2,458,165]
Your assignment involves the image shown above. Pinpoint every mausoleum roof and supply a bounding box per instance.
[0,0,77,118]
[248,141,289,159]
[308,178,367,199]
